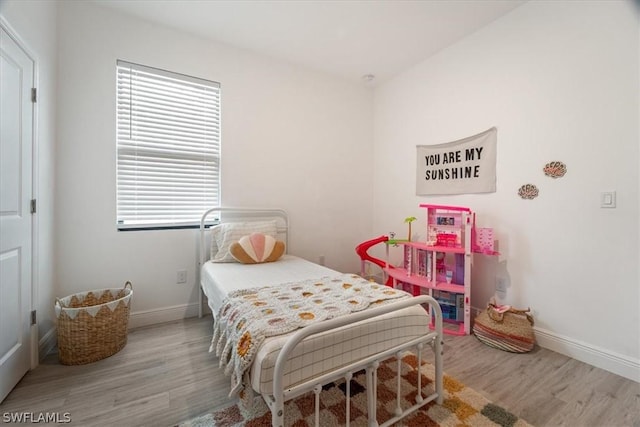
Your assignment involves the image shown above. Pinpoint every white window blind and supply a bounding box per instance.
[116,60,220,229]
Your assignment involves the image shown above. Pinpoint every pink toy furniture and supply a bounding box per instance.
[384,204,497,336]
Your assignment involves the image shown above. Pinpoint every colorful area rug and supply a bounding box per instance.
[179,353,532,427]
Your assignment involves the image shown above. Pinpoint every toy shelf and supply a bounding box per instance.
[384,204,474,336]
[387,240,466,254]
[361,204,499,336]
[384,267,464,294]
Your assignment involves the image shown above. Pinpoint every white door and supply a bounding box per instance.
[0,25,34,403]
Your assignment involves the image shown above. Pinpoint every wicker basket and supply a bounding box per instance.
[473,304,535,353]
[55,281,133,365]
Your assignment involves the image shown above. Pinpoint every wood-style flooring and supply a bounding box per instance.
[1,316,638,426]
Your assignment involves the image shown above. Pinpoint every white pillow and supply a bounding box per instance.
[210,220,278,262]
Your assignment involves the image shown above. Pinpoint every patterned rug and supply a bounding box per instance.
[179,353,532,427]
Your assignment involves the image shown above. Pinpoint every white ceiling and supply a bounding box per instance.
[93,0,525,85]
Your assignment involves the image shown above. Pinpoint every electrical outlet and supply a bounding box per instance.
[177,269,187,284]
[601,191,616,208]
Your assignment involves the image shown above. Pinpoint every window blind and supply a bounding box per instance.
[116,60,220,229]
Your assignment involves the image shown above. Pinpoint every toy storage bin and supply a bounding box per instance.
[55,282,133,365]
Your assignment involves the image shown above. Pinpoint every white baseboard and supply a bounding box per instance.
[38,327,57,361]
[46,302,640,383]
[534,327,640,383]
[470,305,638,383]
[34,304,202,359]
[128,302,201,329]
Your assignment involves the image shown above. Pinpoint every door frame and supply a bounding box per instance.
[0,16,39,369]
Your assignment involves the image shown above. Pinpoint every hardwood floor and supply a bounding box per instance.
[1,316,638,426]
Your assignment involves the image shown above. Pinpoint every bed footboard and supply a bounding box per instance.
[266,295,443,427]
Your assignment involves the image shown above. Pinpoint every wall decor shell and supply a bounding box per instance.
[518,184,539,200]
[543,161,567,178]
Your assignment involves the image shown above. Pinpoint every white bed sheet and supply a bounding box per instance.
[201,255,338,314]
[201,255,430,395]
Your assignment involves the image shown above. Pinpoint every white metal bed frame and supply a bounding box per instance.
[199,207,443,427]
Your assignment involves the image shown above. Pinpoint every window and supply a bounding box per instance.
[116,60,220,230]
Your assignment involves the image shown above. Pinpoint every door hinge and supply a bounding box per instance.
[31,88,37,103]
[30,199,36,214]
[31,310,37,325]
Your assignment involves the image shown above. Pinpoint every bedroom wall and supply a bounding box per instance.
[55,1,372,326]
[0,1,58,358]
[371,0,639,380]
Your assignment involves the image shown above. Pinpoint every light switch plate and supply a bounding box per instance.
[601,191,616,208]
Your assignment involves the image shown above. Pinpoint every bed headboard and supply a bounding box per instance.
[198,207,289,267]
[197,207,289,318]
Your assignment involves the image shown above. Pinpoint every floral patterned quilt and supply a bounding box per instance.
[211,273,409,399]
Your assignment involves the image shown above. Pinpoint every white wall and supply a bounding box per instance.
[55,1,372,326]
[373,1,639,380]
[1,1,58,357]
[5,0,637,382]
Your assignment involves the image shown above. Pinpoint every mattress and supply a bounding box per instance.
[201,255,430,395]
[201,255,338,314]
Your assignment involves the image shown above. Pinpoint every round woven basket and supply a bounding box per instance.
[55,282,133,365]
[473,307,535,353]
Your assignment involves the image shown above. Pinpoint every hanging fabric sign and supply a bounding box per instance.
[416,127,497,196]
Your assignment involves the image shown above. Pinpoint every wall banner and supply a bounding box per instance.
[416,127,497,196]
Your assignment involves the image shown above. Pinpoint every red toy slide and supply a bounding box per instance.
[355,235,394,286]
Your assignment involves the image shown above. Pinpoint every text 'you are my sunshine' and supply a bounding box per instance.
[424,147,484,181]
